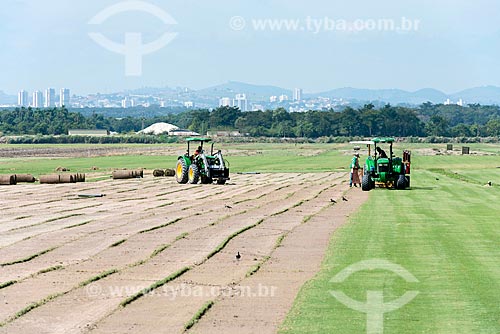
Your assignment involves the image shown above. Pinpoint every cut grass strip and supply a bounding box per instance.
[246,232,288,277]
[14,215,32,220]
[1,247,57,267]
[0,292,65,327]
[275,234,286,248]
[0,281,17,290]
[176,232,189,241]
[156,201,174,208]
[56,204,102,214]
[116,188,138,193]
[110,239,127,247]
[145,202,174,211]
[206,219,265,261]
[44,213,84,223]
[271,200,305,217]
[246,256,270,277]
[233,185,290,204]
[119,197,148,202]
[139,218,182,234]
[35,265,63,276]
[120,267,191,307]
[150,244,171,258]
[79,269,118,287]
[302,215,313,224]
[184,300,215,331]
[64,220,93,229]
[9,213,84,232]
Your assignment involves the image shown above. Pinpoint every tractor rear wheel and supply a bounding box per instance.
[396,175,407,190]
[216,178,226,185]
[176,159,189,184]
[362,175,372,191]
[188,164,200,184]
[405,176,411,188]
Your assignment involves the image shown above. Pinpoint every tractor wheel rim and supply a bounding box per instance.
[189,169,193,179]
[177,164,182,175]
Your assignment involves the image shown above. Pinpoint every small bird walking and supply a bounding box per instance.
[342,196,348,202]
[330,199,337,204]
[225,205,233,209]
[236,252,241,260]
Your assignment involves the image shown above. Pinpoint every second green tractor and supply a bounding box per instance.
[352,138,411,191]
[176,137,230,185]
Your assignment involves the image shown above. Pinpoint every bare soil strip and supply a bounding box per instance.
[0,172,368,334]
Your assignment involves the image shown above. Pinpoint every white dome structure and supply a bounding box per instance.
[138,122,179,135]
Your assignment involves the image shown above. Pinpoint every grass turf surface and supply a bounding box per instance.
[1,142,499,333]
[280,165,500,333]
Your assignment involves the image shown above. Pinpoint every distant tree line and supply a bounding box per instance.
[1,103,499,138]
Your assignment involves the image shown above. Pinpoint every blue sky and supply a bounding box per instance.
[1,0,500,94]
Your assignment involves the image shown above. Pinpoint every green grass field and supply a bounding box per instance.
[1,142,499,333]
[4,142,499,175]
[280,145,500,333]
[0,143,351,175]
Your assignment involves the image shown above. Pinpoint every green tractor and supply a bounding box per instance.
[176,137,230,185]
[351,138,411,191]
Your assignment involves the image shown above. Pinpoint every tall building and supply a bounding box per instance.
[219,97,232,107]
[32,91,43,108]
[121,97,132,108]
[60,88,70,106]
[18,90,29,106]
[233,93,248,111]
[44,88,55,107]
[293,88,303,101]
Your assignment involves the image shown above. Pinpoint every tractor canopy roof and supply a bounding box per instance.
[186,137,212,142]
[372,137,395,143]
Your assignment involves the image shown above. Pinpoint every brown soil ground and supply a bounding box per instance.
[0,146,180,158]
[0,172,367,334]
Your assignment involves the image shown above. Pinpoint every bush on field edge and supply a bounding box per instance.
[0,135,499,145]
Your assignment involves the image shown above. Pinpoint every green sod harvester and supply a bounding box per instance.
[351,138,411,191]
[176,137,230,185]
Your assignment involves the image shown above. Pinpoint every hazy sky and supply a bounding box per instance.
[1,0,500,94]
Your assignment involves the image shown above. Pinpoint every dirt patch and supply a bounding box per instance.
[0,146,181,159]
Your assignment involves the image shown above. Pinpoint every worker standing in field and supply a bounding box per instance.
[350,153,361,187]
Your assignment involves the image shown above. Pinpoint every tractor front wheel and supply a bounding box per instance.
[188,164,200,184]
[396,175,407,190]
[216,178,226,185]
[201,175,213,184]
[176,159,189,184]
[362,175,372,191]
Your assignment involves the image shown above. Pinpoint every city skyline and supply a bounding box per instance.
[16,87,71,108]
[1,1,500,95]
[8,82,481,112]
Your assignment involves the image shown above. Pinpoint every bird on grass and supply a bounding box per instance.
[436,177,440,181]
[330,199,337,204]
[236,252,241,260]
[225,205,233,209]
[342,196,348,202]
